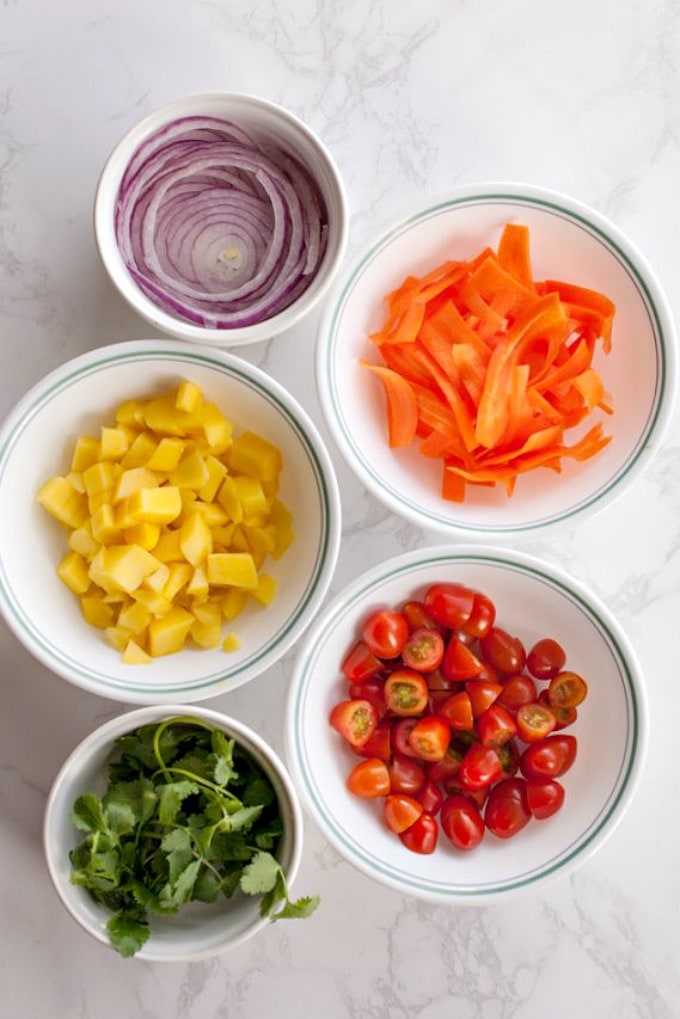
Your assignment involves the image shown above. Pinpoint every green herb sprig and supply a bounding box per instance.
[69,716,319,957]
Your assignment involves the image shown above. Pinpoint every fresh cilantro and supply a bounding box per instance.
[68,717,319,957]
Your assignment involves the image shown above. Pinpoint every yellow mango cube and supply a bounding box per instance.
[190,607,222,649]
[206,552,258,589]
[65,471,86,494]
[70,435,100,473]
[148,606,194,657]
[117,600,152,636]
[144,563,171,594]
[191,501,229,528]
[228,431,283,482]
[211,523,237,550]
[179,512,213,567]
[163,562,192,601]
[196,402,233,453]
[249,573,278,606]
[99,426,130,460]
[216,475,243,523]
[198,455,228,503]
[120,431,158,469]
[80,594,115,629]
[38,476,89,529]
[116,399,146,428]
[222,632,241,653]
[145,437,187,472]
[169,450,210,490]
[127,486,182,525]
[90,503,119,545]
[88,544,162,593]
[152,530,183,563]
[105,625,134,652]
[57,551,91,594]
[82,460,118,498]
[123,521,161,551]
[233,475,268,520]
[68,521,100,558]
[219,587,249,621]
[175,380,203,414]
[122,639,153,665]
[113,466,159,502]
[186,564,209,599]
[132,588,173,616]
[144,395,197,436]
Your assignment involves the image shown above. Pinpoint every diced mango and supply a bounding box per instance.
[216,475,243,523]
[88,545,162,593]
[120,431,158,469]
[68,521,100,558]
[122,639,153,665]
[57,551,91,594]
[169,450,210,490]
[127,486,182,525]
[145,396,197,436]
[148,606,194,657]
[197,402,233,452]
[163,562,192,601]
[123,521,161,551]
[144,563,171,594]
[220,587,249,621]
[113,466,159,502]
[117,600,152,636]
[71,435,100,473]
[186,564,209,599]
[116,399,146,428]
[179,512,213,567]
[80,594,115,629]
[90,503,119,545]
[65,471,86,494]
[132,588,172,616]
[83,460,118,498]
[233,475,268,520]
[37,476,88,529]
[206,552,258,589]
[190,603,222,648]
[175,380,203,414]
[228,431,283,482]
[153,529,183,563]
[105,625,134,652]
[249,572,278,606]
[99,426,130,460]
[198,455,228,503]
[222,633,241,652]
[145,437,187,472]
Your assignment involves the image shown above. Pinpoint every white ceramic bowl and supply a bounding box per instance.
[317,182,677,540]
[44,704,304,961]
[0,339,341,702]
[94,92,348,347]
[285,545,646,903]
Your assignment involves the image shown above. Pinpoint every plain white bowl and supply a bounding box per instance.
[44,704,304,961]
[285,545,646,904]
[94,92,348,347]
[0,338,341,702]
[316,182,677,540]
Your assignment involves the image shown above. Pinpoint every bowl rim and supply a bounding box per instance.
[43,703,304,961]
[93,91,349,347]
[0,338,342,702]
[316,179,678,539]
[284,542,648,904]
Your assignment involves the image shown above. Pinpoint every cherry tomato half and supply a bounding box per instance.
[392,717,420,757]
[459,743,503,790]
[520,734,578,781]
[437,690,474,731]
[476,703,517,748]
[526,637,566,680]
[349,677,386,717]
[441,635,484,681]
[497,673,537,712]
[402,628,445,673]
[399,812,438,854]
[516,701,557,743]
[423,583,476,630]
[526,779,565,819]
[466,680,503,718]
[341,641,383,684]
[384,669,430,716]
[389,751,426,795]
[408,715,451,762]
[352,719,391,762]
[329,699,378,747]
[362,609,409,660]
[416,779,444,816]
[426,742,466,784]
[548,671,588,709]
[538,688,578,730]
[401,599,440,633]
[480,627,526,674]
[384,793,423,834]
[484,777,531,839]
[462,592,496,639]
[346,758,391,798]
[440,793,485,850]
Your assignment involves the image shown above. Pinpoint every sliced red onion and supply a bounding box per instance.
[114,116,329,329]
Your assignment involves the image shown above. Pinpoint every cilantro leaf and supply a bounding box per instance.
[105,802,137,837]
[271,895,321,921]
[106,910,150,958]
[104,778,157,826]
[159,858,201,910]
[158,781,199,825]
[239,851,280,896]
[71,794,108,834]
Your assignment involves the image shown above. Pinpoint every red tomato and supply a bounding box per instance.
[400,599,440,633]
[423,583,476,629]
[462,592,496,639]
[384,793,423,834]
[389,751,426,795]
[399,812,438,854]
[392,717,420,757]
[362,609,409,659]
[349,677,386,717]
[441,635,484,681]
[484,777,531,839]
[352,719,391,762]
[480,627,526,674]
[497,738,520,778]
[538,688,578,730]
[416,779,443,815]
[346,758,391,798]
[329,699,378,747]
[443,774,490,808]
[466,680,503,717]
[459,743,503,790]
[437,690,474,731]
[384,669,429,716]
[476,704,517,748]
[408,715,451,762]
[548,671,588,709]
[440,793,485,850]
[497,673,537,712]
[402,628,445,672]
[426,742,466,784]
[341,641,383,684]
[516,702,557,743]
[526,637,567,680]
[520,734,578,781]
[526,779,565,819]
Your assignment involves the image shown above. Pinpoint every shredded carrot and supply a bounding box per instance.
[363,223,615,501]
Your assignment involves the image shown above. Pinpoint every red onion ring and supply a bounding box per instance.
[115,116,329,329]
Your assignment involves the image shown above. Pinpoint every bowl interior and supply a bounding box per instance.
[95,93,348,345]
[286,547,644,901]
[318,188,674,537]
[44,706,301,961]
[0,342,339,702]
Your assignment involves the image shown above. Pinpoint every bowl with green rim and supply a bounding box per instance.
[0,339,341,703]
[316,182,676,539]
[285,544,646,903]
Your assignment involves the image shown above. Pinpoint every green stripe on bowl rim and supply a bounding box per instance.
[0,344,338,698]
[287,546,644,899]
[318,189,675,535]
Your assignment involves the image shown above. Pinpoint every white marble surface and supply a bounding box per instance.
[1,1,679,1016]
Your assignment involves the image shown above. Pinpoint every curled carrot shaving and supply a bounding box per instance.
[363,223,615,501]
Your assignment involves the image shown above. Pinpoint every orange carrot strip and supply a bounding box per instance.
[362,362,419,448]
[497,224,535,290]
[408,344,478,451]
[422,298,491,358]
